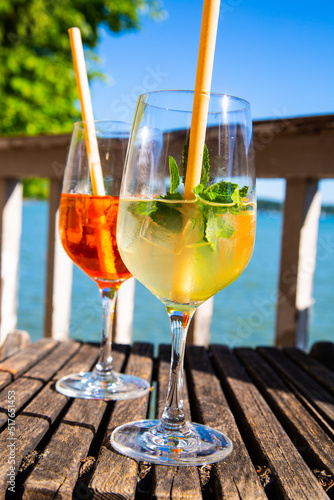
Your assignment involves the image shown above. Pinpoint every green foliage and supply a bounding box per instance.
[0,0,163,136]
[22,178,50,199]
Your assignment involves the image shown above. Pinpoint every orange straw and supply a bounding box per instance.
[184,0,221,199]
[68,27,105,196]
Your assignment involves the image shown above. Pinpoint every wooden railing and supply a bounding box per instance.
[0,114,333,349]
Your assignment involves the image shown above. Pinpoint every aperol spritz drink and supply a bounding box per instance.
[55,120,150,400]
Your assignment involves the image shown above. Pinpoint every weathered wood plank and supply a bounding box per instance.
[23,340,81,382]
[259,347,334,429]
[210,344,328,500]
[0,134,70,179]
[284,346,334,396]
[0,115,334,179]
[21,345,101,425]
[0,341,80,427]
[152,345,203,500]
[236,348,334,477]
[0,343,101,497]
[0,339,58,379]
[255,127,334,178]
[0,415,50,497]
[0,330,31,362]
[22,356,130,500]
[310,341,334,372]
[0,377,43,428]
[22,424,95,500]
[89,342,153,500]
[21,380,69,425]
[52,343,99,381]
[0,372,11,392]
[187,345,266,500]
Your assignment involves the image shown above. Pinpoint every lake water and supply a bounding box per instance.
[17,201,334,350]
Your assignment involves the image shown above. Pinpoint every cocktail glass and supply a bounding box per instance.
[55,120,150,400]
[111,90,256,465]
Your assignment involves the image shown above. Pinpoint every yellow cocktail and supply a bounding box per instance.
[118,198,256,310]
[111,91,256,466]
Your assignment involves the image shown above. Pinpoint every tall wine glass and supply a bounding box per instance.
[55,120,150,400]
[111,91,256,464]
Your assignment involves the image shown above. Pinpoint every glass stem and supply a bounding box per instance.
[160,310,194,432]
[93,287,117,381]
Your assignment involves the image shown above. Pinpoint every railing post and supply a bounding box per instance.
[187,297,213,346]
[113,277,136,344]
[275,179,321,349]
[0,180,22,345]
[44,179,73,340]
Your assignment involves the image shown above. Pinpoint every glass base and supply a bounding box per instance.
[55,371,150,400]
[110,419,233,465]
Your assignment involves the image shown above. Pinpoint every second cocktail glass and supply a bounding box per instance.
[112,91,256,465]
[56,120,150,400]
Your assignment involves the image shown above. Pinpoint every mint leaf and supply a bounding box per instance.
[193,184,204,197]
[161,192,183,201]
[135,199,182,233]
[239,185,249,197]
[182,137,189,186]
[151,201,182,233]
[194,181,239,204]
[136,200,158,216]
[231,186,240,206]
[205,210,235,249]
[201,145,210,187]
[169,156,180,194]
[134,138,252,247]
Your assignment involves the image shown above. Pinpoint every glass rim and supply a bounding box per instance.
[137,90,251,113]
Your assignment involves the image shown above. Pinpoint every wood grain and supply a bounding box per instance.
[310,341,334,372]
[21,344,126,499]
[211,345,328,500]
[152,345,202,500]
[89,342,153,500]
[236,347,334,476]
[284,346,334,396]
[0,377,43,428]
[23,340,81,382]
[0,339,58,379]
[259,347,334,428]
[188,345,266,500]
[0,330,31,362]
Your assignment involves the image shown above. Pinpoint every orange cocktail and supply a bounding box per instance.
[59,193,131,289]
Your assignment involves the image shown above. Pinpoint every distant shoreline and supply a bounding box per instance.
[257,199,334,215]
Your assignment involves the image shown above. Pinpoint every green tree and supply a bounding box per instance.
[0,0,162,136]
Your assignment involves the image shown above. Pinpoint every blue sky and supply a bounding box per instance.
[90,0,334,203]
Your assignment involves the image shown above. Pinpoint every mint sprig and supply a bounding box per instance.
[136,140,252,247]
[169,156,180,194]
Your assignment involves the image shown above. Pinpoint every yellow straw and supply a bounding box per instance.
[68,27,105,196]
[171,0,221,304]
[184,0,221,199]
[68,28,117,278]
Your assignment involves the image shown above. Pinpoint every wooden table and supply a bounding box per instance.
[0,339,333,499]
